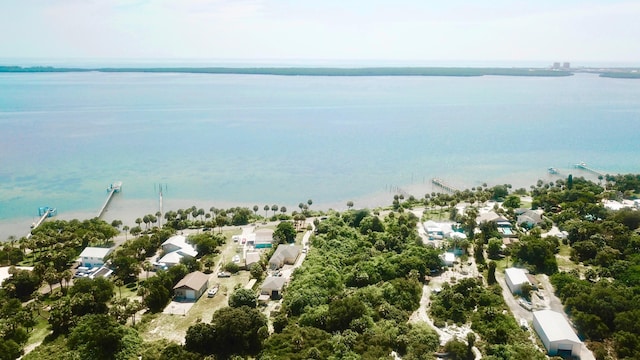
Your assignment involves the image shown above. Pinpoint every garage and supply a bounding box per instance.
[532,310,582,358]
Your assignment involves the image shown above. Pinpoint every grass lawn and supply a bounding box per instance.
[138,271,251,344]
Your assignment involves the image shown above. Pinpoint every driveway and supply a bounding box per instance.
[163,299,196,316]
[538,275,596,360]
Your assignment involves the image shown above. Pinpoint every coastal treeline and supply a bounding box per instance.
[0,65,572,77]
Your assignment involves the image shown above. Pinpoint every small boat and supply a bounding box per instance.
[548,167,558,175]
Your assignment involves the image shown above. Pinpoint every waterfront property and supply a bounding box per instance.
[79,246,113,268]
[533,310,582,358]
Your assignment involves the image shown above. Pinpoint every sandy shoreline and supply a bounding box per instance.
[0,170,600,241]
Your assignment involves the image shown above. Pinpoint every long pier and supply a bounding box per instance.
[431,178,459,194]
[97,181,122,218]
[573,162,604,177]
[26,207,57,239]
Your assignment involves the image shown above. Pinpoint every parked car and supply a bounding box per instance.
[217,272,231,278]
[232,255,240,263]
[207,286,219,297]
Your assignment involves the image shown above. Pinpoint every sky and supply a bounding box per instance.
[1,0,639,66]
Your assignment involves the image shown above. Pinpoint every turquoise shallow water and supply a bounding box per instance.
[1,71,639,234]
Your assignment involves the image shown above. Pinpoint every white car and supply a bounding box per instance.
[207,286,219,297]
[232,255,241,263]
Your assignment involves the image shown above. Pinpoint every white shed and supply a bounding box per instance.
[505,267,531,294]
[533,310,582,357]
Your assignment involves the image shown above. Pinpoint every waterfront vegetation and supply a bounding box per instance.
[3,175,640,358]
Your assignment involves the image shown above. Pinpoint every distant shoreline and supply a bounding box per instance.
[0,65,574,77]
[2,65,639,78]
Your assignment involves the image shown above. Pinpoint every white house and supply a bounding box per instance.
[79,247,113,268]
[533,310,582,358]
[505,267,531,294]
[158,235,198,267]
[423,221,444,240]
[173,271,209,301]
[441,252,456,267]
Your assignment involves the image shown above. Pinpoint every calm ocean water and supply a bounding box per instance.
[1,72,639,237]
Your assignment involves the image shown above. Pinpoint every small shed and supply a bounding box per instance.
[269,245,301,270]
[79,247,113,268]
[533,310,582,357]
[505,267,531,294]
[173,271,209,301]
[261,276,287,299]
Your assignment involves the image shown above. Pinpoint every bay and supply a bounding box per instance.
[1,71,639,238]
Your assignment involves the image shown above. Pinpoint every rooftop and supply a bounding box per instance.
[79,247,113,259]
[533,310,581,343]
[505,267,530,285]
[173,271,209,291]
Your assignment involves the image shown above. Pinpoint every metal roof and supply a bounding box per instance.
[533,310,581,343]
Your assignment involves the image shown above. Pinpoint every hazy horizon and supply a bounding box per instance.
[2,1,639,64]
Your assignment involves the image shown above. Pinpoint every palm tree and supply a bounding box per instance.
[280,206,287,215]
[155,211,162,227]
[264,205,269,218]
[115,279,124,298]
[271,204,278,217]
[142,261,153,280]
[299,202,304,213]
[347,201,354,210]
[142,215,151,230]
[307,199,313,208]
[253,205,259,216]
[122,225,130,241]
[135,218,142,227]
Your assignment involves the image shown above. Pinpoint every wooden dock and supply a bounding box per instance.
[431,178,459,194]
[97,181,122,218]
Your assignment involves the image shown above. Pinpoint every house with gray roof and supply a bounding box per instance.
[269,245,301,270]
[173,271,209,301]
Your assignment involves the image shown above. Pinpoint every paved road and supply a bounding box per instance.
[538,274,595,360]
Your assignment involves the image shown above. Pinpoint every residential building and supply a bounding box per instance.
[173,271,209,301]
[269,245,301,270]
[260,276,287,300]
[158,235,198,267]
[79,247,113,268]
